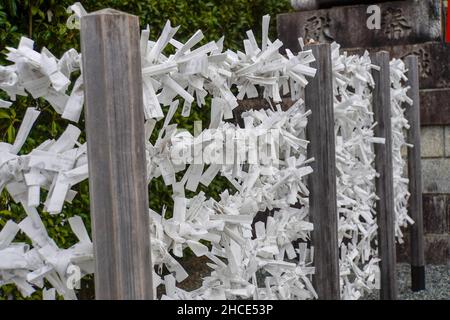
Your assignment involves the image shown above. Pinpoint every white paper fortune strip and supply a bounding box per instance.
[331,43,380,300]
[331,43,413,300]
[389,58,414,242]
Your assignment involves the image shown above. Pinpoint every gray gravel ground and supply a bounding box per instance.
[365,263,449,300]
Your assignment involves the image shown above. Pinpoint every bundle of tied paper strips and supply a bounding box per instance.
[331,43,382,299]
[0,2,413,300]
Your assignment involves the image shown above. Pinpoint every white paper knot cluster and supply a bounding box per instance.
[0,106,90,299]
[0,209,92,300]
[0,37,83,122]
[389,58,414,242]
[331,42,382,300]
[148,102,317,300]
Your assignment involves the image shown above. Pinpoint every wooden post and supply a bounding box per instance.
[81,9,153,299]
[371,51,398,300]
[305,43,340,300]
[404,55,426,292]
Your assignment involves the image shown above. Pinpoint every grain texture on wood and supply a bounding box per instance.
[305,43,340,300]
[371,51,397,300]
[81,9,153,300]
[404,55,425,292]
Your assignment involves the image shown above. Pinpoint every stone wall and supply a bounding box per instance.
[421,127,450,194]
[278,0,442,52]
[397,194,449,265]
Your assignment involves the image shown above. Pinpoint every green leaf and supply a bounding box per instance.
[0,210,13,217]
[7,125,15,143]
[31,6,40,16]
[6,0,17,17]
[0,110,11,119]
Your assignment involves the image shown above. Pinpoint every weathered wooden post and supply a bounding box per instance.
[371,51,397,300]
[404,55,426,292]
[305,43,340,300]
[80,9,153,299]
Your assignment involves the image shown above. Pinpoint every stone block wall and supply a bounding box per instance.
[421,126,450,194]
[397,194,449,265]
[278,0,442,52]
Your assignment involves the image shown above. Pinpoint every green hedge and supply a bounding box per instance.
[0,0,291,299]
